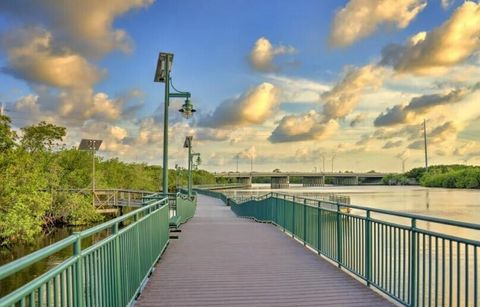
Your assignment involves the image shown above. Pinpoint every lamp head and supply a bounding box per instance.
[179,98,196,119]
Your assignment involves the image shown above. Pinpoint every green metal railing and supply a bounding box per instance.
[0,196,170,307]
[196,189,480,307]
[176,193,197,224]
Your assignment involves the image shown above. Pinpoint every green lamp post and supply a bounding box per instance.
[154,52,196,195]
[184,136,201,197]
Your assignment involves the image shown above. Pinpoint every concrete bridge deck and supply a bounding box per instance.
[136,195,394,306]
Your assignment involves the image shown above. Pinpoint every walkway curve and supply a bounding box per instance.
[135,195,394,306]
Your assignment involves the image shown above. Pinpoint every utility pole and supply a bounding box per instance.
[331,152,336,173]
[236,154,239,172]
[250,156,253,173]
[321,153,326,172]
[0,103,4,116]
[423,119,428,172]
[401,158,408,173]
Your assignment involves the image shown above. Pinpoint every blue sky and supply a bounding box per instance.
[0,0,479,172]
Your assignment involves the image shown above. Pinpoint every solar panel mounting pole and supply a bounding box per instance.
[79,139,102,206]
[154,52,195,195]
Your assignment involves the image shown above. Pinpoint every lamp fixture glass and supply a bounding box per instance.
[179,98,196,119]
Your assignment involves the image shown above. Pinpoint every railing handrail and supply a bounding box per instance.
[222,190,480,231]
[0,196,168,281]
[270,192,480,230]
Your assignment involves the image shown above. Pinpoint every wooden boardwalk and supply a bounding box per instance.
[135,195,394,306]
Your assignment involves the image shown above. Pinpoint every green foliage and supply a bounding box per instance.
[48,193,103,226]
[0,116,220,245]
[20,121,66,152]
[0,115,17,151]
[0,149,50,245]
[387,165,480,189]
[382,174,409,185]
[420,165,480,189]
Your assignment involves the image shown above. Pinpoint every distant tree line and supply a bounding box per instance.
[383,165,480,189]
[0,116,217,246]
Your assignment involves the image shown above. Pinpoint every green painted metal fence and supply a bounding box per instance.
[196,189,480,307]
[176,194,197,224]
[0,196,170,307]
[143,191,197,224]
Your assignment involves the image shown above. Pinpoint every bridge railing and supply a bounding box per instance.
[143,190,197,224]
[195,188,480,307]
[0,196,170,307]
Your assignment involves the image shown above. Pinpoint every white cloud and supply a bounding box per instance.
[380,1,480,75]
[199,82,280,128]
[2,28,103,89]
[441,0,454,10]
[0,0,154,57]
[269,110,339,143]
[374,84,479,126]
[330,0,426,47]
[266,74,328,103]
[249,37,296,72]
[322,65,384,120]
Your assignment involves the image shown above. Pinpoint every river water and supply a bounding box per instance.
[227,184,480,224]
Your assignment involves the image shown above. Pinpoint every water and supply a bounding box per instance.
[229,184,480,224]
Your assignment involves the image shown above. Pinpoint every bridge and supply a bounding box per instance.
[0,189,478,306]
[215,171,391,188]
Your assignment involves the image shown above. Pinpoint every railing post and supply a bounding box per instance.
[292,196,296,238]
[303,198,307,246]
[317,201,321,254]
[283,194,286,232]
[73,233,84,307]
[410,218,417,307]
[365,210,371,286]
[336,203,342,267]
[112,223,122,306]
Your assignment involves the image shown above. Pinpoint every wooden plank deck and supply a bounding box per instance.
[135,195,395,306]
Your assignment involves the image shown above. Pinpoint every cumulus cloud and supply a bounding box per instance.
[441,0,454,10]
[374,85,477,126]
[408,121,459,149]
[249,37,296,72]
[269,110,339,143]
[266,74,328,103]
[238,145,257,160]
[322,65,384,120]
[383,140,403,149]
[380,1,480,75]
[199,82,280,128]
[2,28,103,89]
[0,0,154,57]
[193,128,231,142]
[268,64,382,143]
[0,0,152,128]
[350,113,368,127]
[330,0,426,47]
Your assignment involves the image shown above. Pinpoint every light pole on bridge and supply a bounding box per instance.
[154,52,196,194]
[184,136,201,198]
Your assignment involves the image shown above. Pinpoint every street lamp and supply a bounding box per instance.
[79,139,103,205]
[184,136,201,198]
[154,52,195,194]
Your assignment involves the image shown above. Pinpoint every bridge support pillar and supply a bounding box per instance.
[236,176,252,187]
[302,176,324,187]
[271,176,289,189]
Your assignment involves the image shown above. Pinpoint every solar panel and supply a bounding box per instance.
[79,139,103,151]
